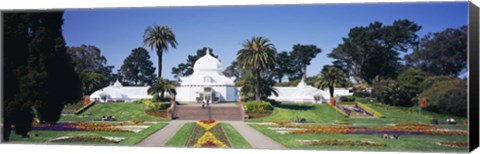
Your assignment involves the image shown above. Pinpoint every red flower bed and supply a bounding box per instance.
[199,120,217,124]
[438,141,469,148]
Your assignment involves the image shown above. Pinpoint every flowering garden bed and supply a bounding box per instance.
[186,120,232,148]
[436,141,469,148]
[145,111,168,118]
[32,122,149,133]
[271,121,468,136]
[299,139,387,147]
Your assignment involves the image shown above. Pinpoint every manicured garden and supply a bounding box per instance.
[165,121,251,148]
[249,122,468,152]
[9,122,168,145]
[60,102,168,122]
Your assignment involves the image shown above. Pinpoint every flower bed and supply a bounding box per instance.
[246,111,273,119]
[436,141,469,148]
[300,139,386,147]
[275,122,468,136]
[186,120,231,148]
[32,122,148,133]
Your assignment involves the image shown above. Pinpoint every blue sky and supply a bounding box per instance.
[62,2,468,81]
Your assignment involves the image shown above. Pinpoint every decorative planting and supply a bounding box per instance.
[299,139,387,147]
[186,120,231,148]
[32,122,149,133]
[74,102,96,115]
[436,141,469,148]
[357,102,385,118]
[49,136,125,143]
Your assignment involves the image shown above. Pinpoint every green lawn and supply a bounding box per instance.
[60,103,168,122]
[165,123,196,147]
[221,123,252,148]
[165,122,251,149]
[9,123,168,145]
[246,103,467,127]
[249,124,468,152]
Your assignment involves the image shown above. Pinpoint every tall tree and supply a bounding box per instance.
[143,24,178,80]
[314,65,349,98]
[329,20,421,84]
[291,44,322,80]
[272,51,295,83]
[223,61,244,81]
[3,12,81,141]
[405,25,467,77]
[238,73,278,101]
[67,45,113,95]
[119,47,157,86]
[148,78,177,101]
[171,47,218,80]
[237,36,277,101]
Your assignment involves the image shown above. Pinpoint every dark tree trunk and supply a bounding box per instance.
[157,50,163,80]
[303,65,307,80]
[329,86,334,98]
[255,69,261,102]
[278,75,282,83]
[160,92,165,101]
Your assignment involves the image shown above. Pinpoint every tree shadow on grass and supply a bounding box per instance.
[276,104,314,110]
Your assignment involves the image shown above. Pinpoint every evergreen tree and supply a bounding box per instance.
[3,12,81,141]
[119,47,157,86]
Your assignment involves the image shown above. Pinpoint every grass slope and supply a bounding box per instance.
[247,103,467,126]
[60,103,168,122]
[249,124,468,152]
[9,123,168,145]
[165,123,195,147]
[221,123,252,148]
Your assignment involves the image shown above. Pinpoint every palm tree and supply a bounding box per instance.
[314,66,349,98]
[148,78,177,101]
[236,36,277,101]
[143,24,178,80]
[238,73,278,101]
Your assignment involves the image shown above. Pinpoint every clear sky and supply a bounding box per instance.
[62,2,468,81]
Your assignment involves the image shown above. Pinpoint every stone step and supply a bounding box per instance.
[174,105,243,121]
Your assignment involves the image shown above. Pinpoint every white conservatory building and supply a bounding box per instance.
[175,49,239,103]
[89,48,352,104]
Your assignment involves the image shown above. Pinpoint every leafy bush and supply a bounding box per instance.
[339,96,355,102]
[243,101,273,113]
[143,99,170,111]
[420,79,467,117]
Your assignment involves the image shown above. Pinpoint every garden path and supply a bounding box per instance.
[225,121,287,149]
[137,120,188,147]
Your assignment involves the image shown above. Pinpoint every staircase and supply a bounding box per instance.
[173,104,243,121]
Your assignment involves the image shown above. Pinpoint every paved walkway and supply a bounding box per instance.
[137,120,188,147]
[137,120,286,149]
[225,121,286,149]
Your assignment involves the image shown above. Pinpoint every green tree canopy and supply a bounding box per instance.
[171,47,218,80]
[291,44,322,80]
[119,47,157,86]
[67,45,113,95]
[328,20,421,84]
[143,24,178,79]
[314,65,349,98]
[237,36,277,101]
[405,25,467,77]
[148,78,177,101]
[272,51,296,83]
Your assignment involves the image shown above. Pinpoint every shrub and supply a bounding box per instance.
[243,101,273,113]
[420,79,467,117]
[339,96,355,102]
[143,100,170,111]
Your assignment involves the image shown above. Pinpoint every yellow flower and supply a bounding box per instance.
[194,131,227,148]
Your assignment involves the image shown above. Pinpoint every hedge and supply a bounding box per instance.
[357,102,385,118]
[243,101,273,113]
[74,102,96,115]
